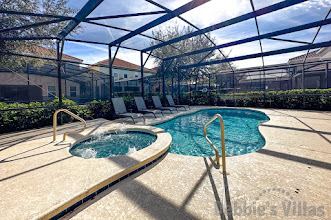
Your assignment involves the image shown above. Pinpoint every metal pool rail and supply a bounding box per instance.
[53,109,87,141]
[203,114,227,174]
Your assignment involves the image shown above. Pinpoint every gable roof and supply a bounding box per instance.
[150,66,159,72]
[95,58,155,72]
[28,45,83,62]
[288,50,319,62]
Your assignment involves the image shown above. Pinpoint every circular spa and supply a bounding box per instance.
[69,131,157,159]
[155,109,270,157]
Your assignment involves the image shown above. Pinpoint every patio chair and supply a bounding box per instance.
[152,96,177,114]
[111,97,145,124]
[166,95,190,111]
[134,97,164,118]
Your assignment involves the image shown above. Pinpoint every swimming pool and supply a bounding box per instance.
[155,109,269,157]
[69,131,157,159]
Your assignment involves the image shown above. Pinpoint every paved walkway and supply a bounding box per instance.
[1,107,330,219]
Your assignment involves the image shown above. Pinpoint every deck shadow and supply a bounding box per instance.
[260,124,331,136]
[257,148,331,170]
[65,154,229,219]
[0,144,70,163]
[0,119,110,152]
[270,110,331,144]
[0,156,73,182]
[65,154,199,219]
[207,157,233,220]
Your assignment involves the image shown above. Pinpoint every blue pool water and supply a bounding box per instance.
[69,131,156,159]
[155,109,269,157]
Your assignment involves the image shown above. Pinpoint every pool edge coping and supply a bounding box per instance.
[35,125,171,220]
[35,106,271,219]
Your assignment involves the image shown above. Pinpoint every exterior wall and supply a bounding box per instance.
[292,72,326,89]
[97,66,153,81]
[319,47,331,59]
[89,65,100,72]
[235,80,289,92]
[0,71,80,101]
[288,48,331,89]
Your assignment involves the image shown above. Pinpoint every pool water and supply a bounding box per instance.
[69,131,157,159]
[155,109,269,157]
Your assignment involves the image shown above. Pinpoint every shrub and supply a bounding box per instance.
[1,89,330,134]
[0,101,55,133]
[85,100,113,120]
[178,89,331,110]
[0,97,86,134]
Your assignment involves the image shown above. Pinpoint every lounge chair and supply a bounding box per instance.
[166,95,190,110]
[152,96,177,114]
[134,97,164,118]
[111,97,145,124]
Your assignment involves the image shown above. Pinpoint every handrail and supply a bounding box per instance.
[203,114,227,173]
[53,109,87,141]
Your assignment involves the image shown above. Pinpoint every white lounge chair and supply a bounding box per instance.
[112,97,145,124]
[166,95,189,111]
[152,96,177,114]
[134,97,164,118]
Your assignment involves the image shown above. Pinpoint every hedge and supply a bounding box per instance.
[1,89,330,134]
[180,89,331,110]
[0,96,162,134]
[0,98,114,134]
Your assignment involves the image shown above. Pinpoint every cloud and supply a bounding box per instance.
[116,50,157,68]
[64,41,157,68]
[67,41,108,52]
[63,0,331,69]
[180,0,251,28]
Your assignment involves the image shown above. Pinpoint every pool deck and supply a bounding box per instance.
[1,107,331,219]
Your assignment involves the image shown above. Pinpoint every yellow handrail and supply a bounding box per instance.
[53,109,87,141]
[203,114,227,173]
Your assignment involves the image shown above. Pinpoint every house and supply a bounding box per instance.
[288,47,331,89]
[216,67,290,93]
[215,47,331,92]
[0,46,84,102]
[0,46,158,103]
[89,58,156,93]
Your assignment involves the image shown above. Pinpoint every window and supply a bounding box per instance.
[124,70,128,78]
[135,72,139,77]
[70,86,77,97]
[113,69,118,77]
[48,86,56,98]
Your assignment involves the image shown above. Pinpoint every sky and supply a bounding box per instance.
[62,0,331,69]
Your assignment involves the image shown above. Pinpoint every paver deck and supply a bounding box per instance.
[1,107,330,219]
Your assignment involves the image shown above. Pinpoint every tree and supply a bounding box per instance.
[150,24,234,92]
[0,0,78,69]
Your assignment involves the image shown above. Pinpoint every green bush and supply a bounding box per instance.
[228,89,331,110]
[179,89,331,110]
[0,97,115,134]
[85,100,113,120]
[1,89,330,134]
[0,101,56,134]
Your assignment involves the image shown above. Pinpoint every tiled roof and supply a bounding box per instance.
[288,50,319,61]
[96,58,155,72]
[28,45,83,62]
[150,66,159,72]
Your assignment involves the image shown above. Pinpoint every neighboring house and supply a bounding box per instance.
[236,67,290,92]
[216,68,290,92]
[216,47,331,92]
[89,58,156,92]
[288,47,331,89]
[0,47,158,103]
[0,46,83,102]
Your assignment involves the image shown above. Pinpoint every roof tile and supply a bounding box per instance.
[288,50,319,61]
[28,45,83,62]
[97,58,155,72]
